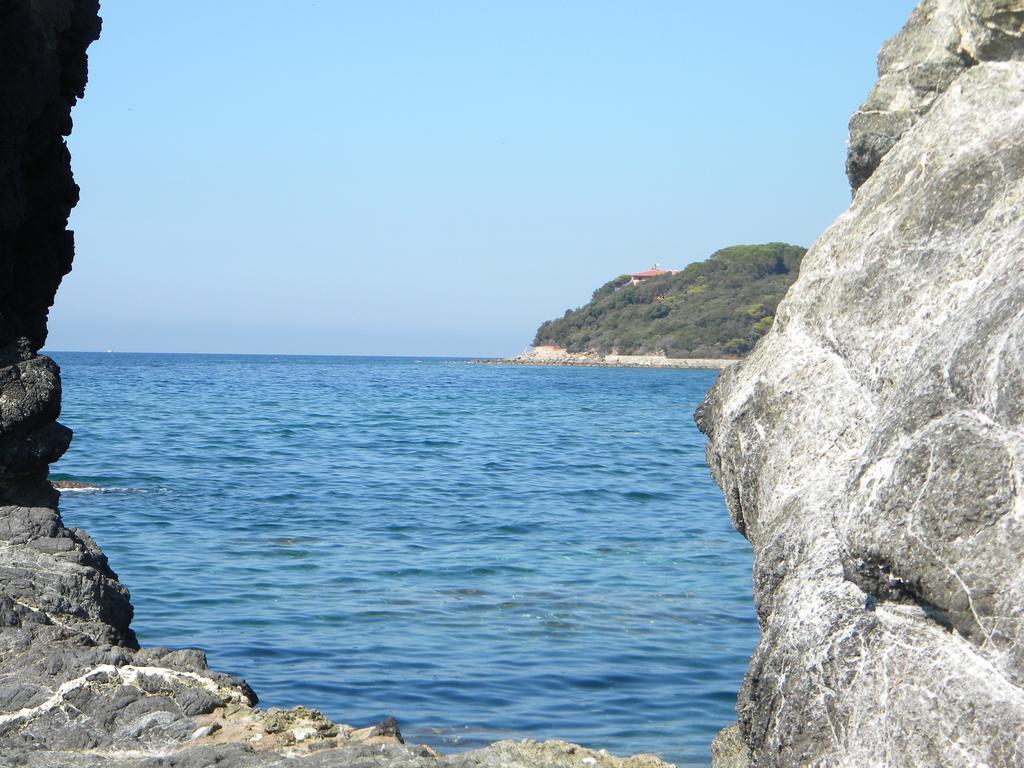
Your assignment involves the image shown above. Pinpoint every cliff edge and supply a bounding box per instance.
[699,1,1024,765]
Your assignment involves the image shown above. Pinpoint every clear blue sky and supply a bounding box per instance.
[48,1,918,357]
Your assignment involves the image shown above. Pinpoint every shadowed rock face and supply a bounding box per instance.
[701,1,1024,766]
[0,0,98,480]
[0,3,674,766]
[0,0,100,354]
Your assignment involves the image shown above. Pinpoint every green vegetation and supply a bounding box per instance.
[533,243,806,358]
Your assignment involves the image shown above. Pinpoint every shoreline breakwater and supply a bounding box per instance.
[470,349,735,370]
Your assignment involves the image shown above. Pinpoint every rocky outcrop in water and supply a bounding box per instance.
[700,1,1024,766]
[0,3,673,766]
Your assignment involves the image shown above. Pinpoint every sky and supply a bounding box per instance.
[48,1,919,357]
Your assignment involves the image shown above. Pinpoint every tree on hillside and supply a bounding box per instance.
[533,243,806,358]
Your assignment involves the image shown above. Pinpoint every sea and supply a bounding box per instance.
[48,352,758,767]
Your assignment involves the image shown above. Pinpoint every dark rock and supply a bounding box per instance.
[372,715,404,743]
[176,688,222,718]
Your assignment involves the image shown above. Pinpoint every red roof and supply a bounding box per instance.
[631,269,672,278]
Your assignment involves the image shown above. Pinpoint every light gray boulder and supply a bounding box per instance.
[700,3,1024,765]
[846,0,1024,191]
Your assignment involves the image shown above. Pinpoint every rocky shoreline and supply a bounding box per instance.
[470,351,735,370]
[4,1,1022,766]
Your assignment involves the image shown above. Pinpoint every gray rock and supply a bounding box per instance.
[700,4,1024,765]
[846,0,1024,193]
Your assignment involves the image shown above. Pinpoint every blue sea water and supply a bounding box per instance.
[49,352,757,767]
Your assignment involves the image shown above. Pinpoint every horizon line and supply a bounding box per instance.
[42,349,501,360]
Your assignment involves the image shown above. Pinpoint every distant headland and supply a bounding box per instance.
[479,243,805,368]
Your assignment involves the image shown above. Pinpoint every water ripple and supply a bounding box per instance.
[51,353,757,767]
